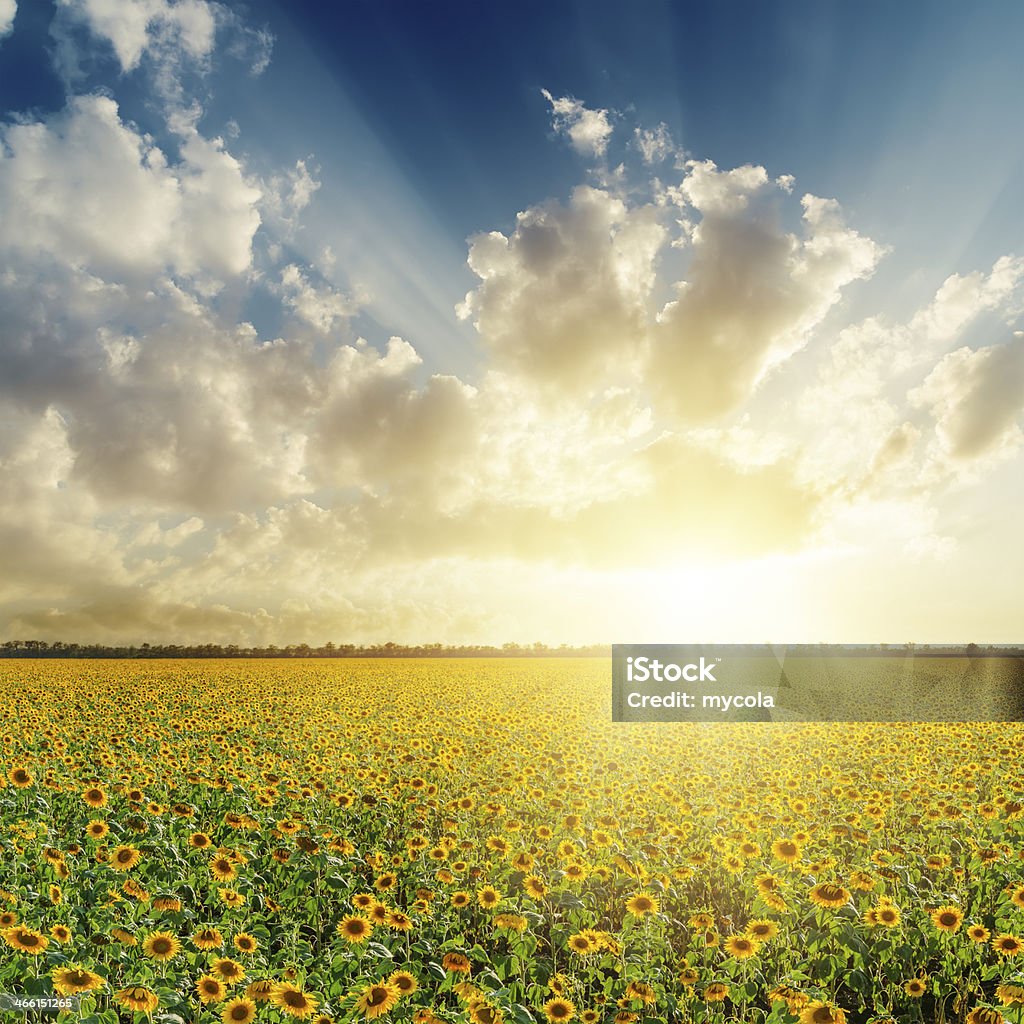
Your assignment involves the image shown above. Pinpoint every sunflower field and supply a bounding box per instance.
[2,658,1024,1024]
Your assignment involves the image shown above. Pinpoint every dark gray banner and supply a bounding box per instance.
[611,644,1024,722]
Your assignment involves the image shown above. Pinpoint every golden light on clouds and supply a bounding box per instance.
[1,30,1023,646]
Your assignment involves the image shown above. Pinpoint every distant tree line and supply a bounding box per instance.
[0,640,612,659]
[0,641,1019,659]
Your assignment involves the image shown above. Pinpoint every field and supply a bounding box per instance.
[1,659,1023,1024]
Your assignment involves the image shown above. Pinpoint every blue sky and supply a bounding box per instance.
[1,0,1023,644]
[8,1,1024,362]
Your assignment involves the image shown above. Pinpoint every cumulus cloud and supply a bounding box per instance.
[0,0,16,40]
[277,264,355,333]
[260,158,320,235]
[652,170,882,421]
[911,337,1024,463]
[2,52,1022,646]
[797,256,1024,490]
[56,0,217,72]
[541,89,614,158]
[0,95,261,280]
[51,0,272,104]
[458,185,665,387]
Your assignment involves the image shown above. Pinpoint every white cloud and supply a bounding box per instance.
[260,158,320,235]
[56,0,217,72]
[911,337,1024,463]
[278,264,355,333]
[0,95,261,280]
[458,185,665,387]
[0,0,16,39]
[541,89,614,158]
[2,27,1022,646]
[650,170,883,421]
[798,256,1024,489]
[634,123,674,164]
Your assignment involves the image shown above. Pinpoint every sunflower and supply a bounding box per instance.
[543,998,575,1022]
[50,924,72,943]
[142,931,181,961]
[272,983,319,1019]
[354,981,399,1020]
[52,965,105,995]
[769,986,808,1012]
[82,786,107,808]
[771,838,802,864]
[997,983,1024,1007]
[624,982,655,1004]
[219,888,246,909]
[625,893,659,916]
[246,980,275,1003]
[477,886,500,909]
[442,952,472,974]
[703,983,728,1002]
[567,932,595,955]
[222,997,257,1024]
[808,884,851,909]
[966,1010,1007,1024]
[470,1003,504,1024]
[992,933,1024,957]
[352,893,377,910]
[930,905,963,933]
[233,933,258,954]
[0,912,16,929]
[335,917,372,937]
[523,875,547,899]
[451,891,471,909]
[367,903,390,925]
[387,910,413,931]
[871,902,901,928]
[189,832,213,850]
[799,1002,847,1024]
[109,845,142,872]
[114,986,159,1013]
[197,975,228,1004]
[8,767,33,788]
[967,924,990,943]
[211,856,238,882]
[193,926,225,950]
[745,919,779,941]
[213,958,246,984]
[86,819,109,840]
[4,926,48,954]
[904,977,927,998]
[724,935,760,959]
[153,895,182,911]
[374,873,397,891]
[494,914,527,932]
[387,970,417,996]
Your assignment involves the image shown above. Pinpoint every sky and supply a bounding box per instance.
[1,0,1023,646]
